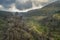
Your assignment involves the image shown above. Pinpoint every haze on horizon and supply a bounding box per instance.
[0,0,58,12]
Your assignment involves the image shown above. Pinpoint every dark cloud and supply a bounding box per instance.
[16,0,57,10]
[16,0,32,10]
[0,0,15,8]
[0,0,58,12]
[0,0,15,4]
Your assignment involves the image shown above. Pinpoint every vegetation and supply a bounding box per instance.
[0,1,60,40]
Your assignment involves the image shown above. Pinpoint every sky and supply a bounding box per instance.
[0,0,58,12]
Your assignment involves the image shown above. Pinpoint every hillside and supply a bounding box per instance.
[23,0,60,17]
[22,0,60,40]
[0,11,13,17]
[0,11,13,40]
[0,0,60,40]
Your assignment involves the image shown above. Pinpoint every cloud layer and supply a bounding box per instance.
[0,0,57,12]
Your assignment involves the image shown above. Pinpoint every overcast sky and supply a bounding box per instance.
[0,0,58,12]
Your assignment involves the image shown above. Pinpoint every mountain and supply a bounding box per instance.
[0,0,60,40]
[0,11,13,40]
[0,11,44,40]
[23,0,60,17]
[22,0,60,40]
[0,11,13,17]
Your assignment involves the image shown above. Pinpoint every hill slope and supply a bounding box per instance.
[23,0,60,17]
[0,11,13,40]
[22,0,60,40]
[0,0,60,40]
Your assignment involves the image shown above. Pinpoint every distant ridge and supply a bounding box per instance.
[22,0,60,16]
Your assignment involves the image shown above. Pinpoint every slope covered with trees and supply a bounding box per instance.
[0,0,60,40]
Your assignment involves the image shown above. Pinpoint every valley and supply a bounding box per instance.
[0,0,60,40]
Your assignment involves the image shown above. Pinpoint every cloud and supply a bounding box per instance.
[0,0,15,8]
[16,0,57,10]
[16,0,29,4]
[16,0,32,10]
[0,0,58,12]
[32,0,49,2]
[0,5,3,9]
[8,3,20,12]
[0,5,5,10]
